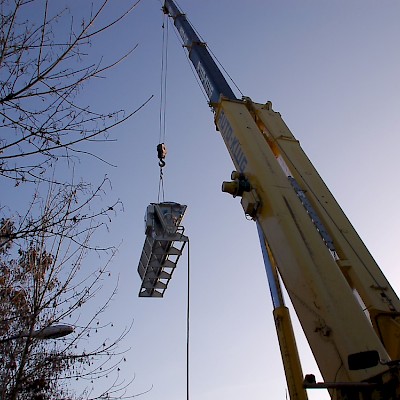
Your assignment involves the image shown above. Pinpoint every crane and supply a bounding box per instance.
[157,1,400,399]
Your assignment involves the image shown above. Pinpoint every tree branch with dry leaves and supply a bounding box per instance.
[0,0,150,398]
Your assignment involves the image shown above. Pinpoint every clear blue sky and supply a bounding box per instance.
[60,1,400,399]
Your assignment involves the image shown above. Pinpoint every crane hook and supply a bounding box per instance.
[157,143,167,168]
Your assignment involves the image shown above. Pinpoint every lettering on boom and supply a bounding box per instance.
[178,26,189,46]
[196,61,214,101]
[217,110,248,172]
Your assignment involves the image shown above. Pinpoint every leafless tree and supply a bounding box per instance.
[0,181,142,399]
[0,0,150,398]
[0,0,150,186]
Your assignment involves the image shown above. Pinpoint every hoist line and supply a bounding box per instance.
[157,8,191,397]
[186,239,191,400]
[159,12,169,144]
[167,17,209,103]
[157,167,165,203]
[207,46,244,98]
[157,12,169,203]
[174,0,244,98]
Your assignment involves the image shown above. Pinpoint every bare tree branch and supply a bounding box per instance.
[0,0,147,398]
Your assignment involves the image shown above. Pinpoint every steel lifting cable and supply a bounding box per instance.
[159,13,169,146]
[162,13,192,400]
[157,12,169,203]
[157,7,193,399]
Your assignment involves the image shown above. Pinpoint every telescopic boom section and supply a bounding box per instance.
[163,0,236,104]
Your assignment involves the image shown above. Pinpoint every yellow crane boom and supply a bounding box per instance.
[160,1,400,398]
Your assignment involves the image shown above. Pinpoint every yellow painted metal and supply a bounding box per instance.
[214,98,391,387]
[262,232,308,400]
[369,310,400,361]
[274,306,308,400]
[251,102,400,362]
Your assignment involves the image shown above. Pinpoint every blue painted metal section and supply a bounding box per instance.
[256,221,284,309]
[164,0,237,104]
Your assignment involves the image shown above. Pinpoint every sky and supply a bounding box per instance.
[84,1,400,399]
[7,1,400,399]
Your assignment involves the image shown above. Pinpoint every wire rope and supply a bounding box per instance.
[155,9,191,399]
[174,0,244,98]
[157,168,165,203]
[159,13,169,145]
[207,45,244,98]
[186,239,191,400]
[158,8,191,399]
[167,18,209,104]
[157,12,169,202]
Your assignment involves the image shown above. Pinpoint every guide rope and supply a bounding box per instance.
[186,239,191,400]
